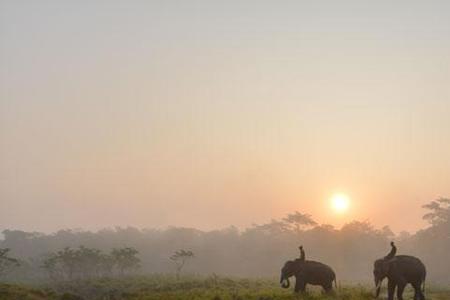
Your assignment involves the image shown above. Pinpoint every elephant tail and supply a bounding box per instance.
[334,276,337,289]
[422,274,426,293]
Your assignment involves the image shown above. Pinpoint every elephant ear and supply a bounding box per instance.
[384,257,398,276]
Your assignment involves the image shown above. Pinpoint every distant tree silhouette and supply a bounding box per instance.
[423,197,450,226]
[1,202,450,284]
[170,249,194,279]
[415,197,450,283]
[42,246,140,280]
[110,247,140,276]
[251,219,290,235]
[283,211,317,232]
[0,248,19,278]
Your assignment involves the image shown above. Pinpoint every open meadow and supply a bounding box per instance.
[1,276,449,300]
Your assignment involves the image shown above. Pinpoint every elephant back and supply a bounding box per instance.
[392,255,426,280]
[301,260,336,284]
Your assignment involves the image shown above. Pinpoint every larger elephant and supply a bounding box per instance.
[279,246,336,293]
[374,242,426,300]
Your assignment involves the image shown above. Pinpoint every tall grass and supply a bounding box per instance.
[1,275,449,300]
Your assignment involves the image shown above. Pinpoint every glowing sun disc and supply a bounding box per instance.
[331,194,350,213]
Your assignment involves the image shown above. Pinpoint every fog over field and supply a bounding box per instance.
[1,1,450,299]
[1,200,449,286]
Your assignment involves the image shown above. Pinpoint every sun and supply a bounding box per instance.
[330,193,350,213]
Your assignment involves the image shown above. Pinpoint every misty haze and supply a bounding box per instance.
[1,1,450,300]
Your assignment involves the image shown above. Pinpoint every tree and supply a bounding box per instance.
[41,247,78,280]
[423,198,450,227]
[42,252,63,281]
[42,246,141,280]
[98,253,115,277]
[417,198,450,283]
[282,211,317,232]
[75,246,104,278]
[380,226,395,239]
[170,249,194,279]
[57,247,78,280]
[0,248,19,278]
[110,247,140,276]
[250,219,290,235]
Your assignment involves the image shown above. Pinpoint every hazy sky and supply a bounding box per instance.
[2,1,450,233]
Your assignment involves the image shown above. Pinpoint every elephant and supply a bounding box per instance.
[280,246,336,293]
[374,242,426,300]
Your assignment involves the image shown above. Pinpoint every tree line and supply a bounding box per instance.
[0,198,449,284]
[41,246,140,280]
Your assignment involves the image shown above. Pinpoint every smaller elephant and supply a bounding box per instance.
[374,242,426,300]
[280,246,336,293]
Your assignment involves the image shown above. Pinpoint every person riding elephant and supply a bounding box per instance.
[299,245,305,260]
[373,242,426,300]
[280,245,336,293]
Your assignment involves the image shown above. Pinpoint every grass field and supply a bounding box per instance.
[0,276,449,300]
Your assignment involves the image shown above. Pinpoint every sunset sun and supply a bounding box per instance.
[330,193,350,214]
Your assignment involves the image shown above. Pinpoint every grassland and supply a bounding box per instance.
[0,276,449,300]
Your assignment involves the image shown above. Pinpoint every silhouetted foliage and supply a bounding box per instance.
[423,197,450,226]
[170,249,194,279]
[0,248,19,278]
[111,247,140,276]
[282,211,317,232]
[41,246,140,281]
[0,199,449,284]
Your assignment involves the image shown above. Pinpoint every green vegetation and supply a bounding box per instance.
[2,199,449,284]
[170,249,195,279]
[0,199,448,299]
[0,283,57,300]
[42,246,140,280]
[1,276,449,300]
[0,248,20,279]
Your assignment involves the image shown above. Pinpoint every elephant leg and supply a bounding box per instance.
[294,278,306,293]
[322,282,333,294]
[420,290,426,300]
[412,283,419,300]
[396,282,406,300]
[387,279,396,300]
[420,288,426,300]
[412,282,425,300]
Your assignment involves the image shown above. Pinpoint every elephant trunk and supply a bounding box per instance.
[280,275,290,288]
[374,278,382,298]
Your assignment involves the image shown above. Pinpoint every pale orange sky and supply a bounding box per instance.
[1,1,450,233]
